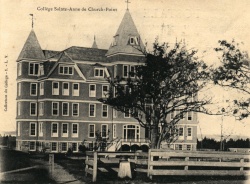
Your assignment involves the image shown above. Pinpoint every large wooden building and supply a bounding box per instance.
[16,10,198,152]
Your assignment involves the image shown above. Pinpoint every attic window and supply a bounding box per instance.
[112,35,118,46]
[59,65,73,75]
[94,68,104,77]
[129,36,139,45]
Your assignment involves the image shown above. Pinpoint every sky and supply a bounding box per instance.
[0,0,250,138]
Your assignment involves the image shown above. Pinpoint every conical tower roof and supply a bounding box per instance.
[92,36,98,49]
[17,29,45,61]
[106,10,144,56]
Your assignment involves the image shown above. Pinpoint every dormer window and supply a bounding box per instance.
[94,68,104,77]
[129,36,139,45]
[112,35,118,46]
[59,65,73,75]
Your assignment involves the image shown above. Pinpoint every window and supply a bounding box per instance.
[72,123,78,138]
[129,36,139,45]
[186,144,192,151]
[101,125,108,138]
[18,63,22,76]
[89,124,95,138]
[51,142,57,152]
[30,83,37,96]
[123,65,128,78]
[112,35,118,46]
[178,127,184,140]
[17,122,20,136]
[40,64,44,75]
[39,122,43,137]
[61,142,67,152]
[102,85,109,98]
[187,111,192,121]
[52,82,59,95]
[72,103,79,116]
[51,123,58,137]
[124,108,130,118]
[62,123,68,137]
[17,102,21,116]
[29,142,36,151]
[30,102,37,116]
[30,122,36,136]
[130,66,135,78]
[62,82,69,96]
[114,65,117,78]
[102,105,108,118]
[18,83,21,96]
[113,124,116,138]
[175,144,183,150]
[94,68,104,77]
[72,143,78,152]
[52,102,59,116]
[89,84,96,97]
[59,65,73,75]
[187,127,192,140]
[40,82,44,95]
[62,102,69,116]
[39,102,44,116]
[29,63,39,75]
[89,104,96,117]
[72,83,79,96]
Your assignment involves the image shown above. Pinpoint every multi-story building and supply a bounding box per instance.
[16,9,197,152]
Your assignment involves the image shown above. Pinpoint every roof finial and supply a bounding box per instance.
[29,14,34,29]
[125,0,130,10]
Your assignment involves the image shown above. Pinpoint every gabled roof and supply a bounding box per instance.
[106,10,144,57]
[17,29,45,61]
[58,52,74,63]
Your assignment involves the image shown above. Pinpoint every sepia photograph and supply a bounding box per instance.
[0,0,249,183]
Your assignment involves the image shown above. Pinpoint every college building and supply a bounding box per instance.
[16,9,198,152]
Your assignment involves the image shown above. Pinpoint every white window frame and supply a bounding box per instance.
[187,111,193,121]
[89,84,96,97]
[61,142,68,152]
[89,104,96,117]
[30,122,37,136]
[72,142,78,152]
[52,82,59,95]
[62,123,68,137]
[114,65,117,78]
[52,102,59,116]
[123,65,129,78]
[17,102,21,116]
[129,36,139,45]
[29,63,39,76]
[178,127,184,140]
[62,82,69,96]
[102,104,108,118]
[39,102,44,116]
[89,124,95,138]
[51,142,58,152]
[130,65,135,78]
[51,122,59,137]
[39,122,43,137]
[29,141,36,151]
[186,144,192,151]
[187,127,192,140]
[94,68,104,78]
[18,83,21,96]
[40,64,44,76]
[30,102,37,116]
[40,82,44,96]
[18,63,22,76]
[101,124,108,138]
[124,108,130,118]
[72,123,79,138]
[17,122,20,136]
[72,103,79,117]
[102,85,109,98]
[62,102,69,116]
[72,83,79,96]
[59,65,74,75]
[30,83,37,96]
[113,124,116,138]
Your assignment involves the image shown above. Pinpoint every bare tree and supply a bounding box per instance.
[213,40,250,120]
[99,42,213,149]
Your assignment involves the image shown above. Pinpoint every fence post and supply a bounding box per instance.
[147,149,152,179]
[49,154,54,173]
[92,151,98,182]
[185,157,189,170]
[240,158,244,171]
[85,155,89,177]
